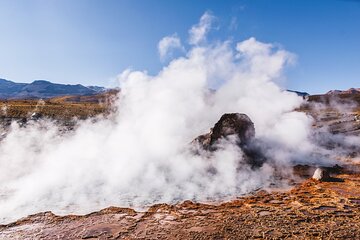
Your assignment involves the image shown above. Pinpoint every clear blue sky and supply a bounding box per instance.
[0,0,359,94]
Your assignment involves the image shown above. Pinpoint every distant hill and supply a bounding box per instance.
[287,90,310,99]
[0,79,106,99]
[86,86,106,92]
[308,89,360,106]
[49,89,119,103]
[306,87,360,105]
[326,88,360,95]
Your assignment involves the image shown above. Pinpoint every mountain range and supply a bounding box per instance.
[0,79,106,99]
[1,78,359,100]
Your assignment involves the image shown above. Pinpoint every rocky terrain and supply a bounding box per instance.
[301,93,360,136]
[0,91,360,239]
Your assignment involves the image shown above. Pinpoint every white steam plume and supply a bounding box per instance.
[188,11,214,45]
[158,34,184,61]
[0,12,330,223]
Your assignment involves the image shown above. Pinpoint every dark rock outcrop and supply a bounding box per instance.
[194,113,255,150]
[193,113,264,167]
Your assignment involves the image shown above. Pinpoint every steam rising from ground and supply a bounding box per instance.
[0,13,340,223]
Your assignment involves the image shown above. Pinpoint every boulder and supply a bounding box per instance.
[192,113,264,167]
[312,168,331,181]
[193,113,255,150]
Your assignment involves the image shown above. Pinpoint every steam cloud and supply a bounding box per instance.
[0,12,345,223]
[158,34,184,61]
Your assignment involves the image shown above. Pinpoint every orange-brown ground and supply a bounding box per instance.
[1,169,360,239]
[0,90,118,120]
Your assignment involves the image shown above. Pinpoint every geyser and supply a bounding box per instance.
[0,12,336,224]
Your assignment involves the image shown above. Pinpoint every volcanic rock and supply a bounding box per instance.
[194,113,255,150]
[193,113,265,167]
